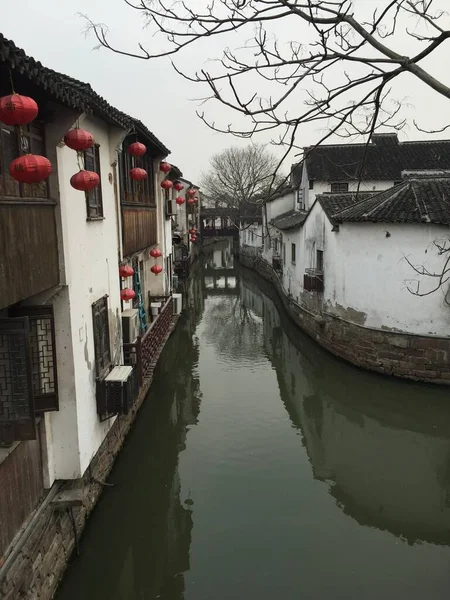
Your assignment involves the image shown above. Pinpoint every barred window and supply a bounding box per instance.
[84,144,103,219]
[0,121,49,199]
[92,296,111,378]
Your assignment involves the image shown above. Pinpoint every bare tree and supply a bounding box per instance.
[86,0,450,163]
[201,144,282,214]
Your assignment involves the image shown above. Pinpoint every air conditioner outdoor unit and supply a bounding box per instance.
[173,293,183,315]
[122,308,139,344]
[97,365,138,421]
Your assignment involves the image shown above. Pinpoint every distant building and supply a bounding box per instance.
[241,132,450,384]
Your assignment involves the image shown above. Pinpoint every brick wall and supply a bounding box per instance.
[0,321,176,600]
[239,253,450,385]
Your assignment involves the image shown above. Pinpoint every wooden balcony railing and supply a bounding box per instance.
[123,296,173,385]
[304,269,324,292]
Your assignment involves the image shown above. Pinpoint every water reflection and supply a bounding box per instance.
[57,242,450,600]
[241,271,450,547]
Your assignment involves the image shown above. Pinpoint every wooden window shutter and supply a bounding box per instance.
[0,318,36,443]
[12,305,58,412]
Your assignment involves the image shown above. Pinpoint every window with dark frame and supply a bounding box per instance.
[330,182,349,193]
[309,179,314,190]
[317,249,324,272]
[119,140,155,205]
[291,243,296,264]
[0,121,50,199]
[92,296,111,379]
[84,144,103,219]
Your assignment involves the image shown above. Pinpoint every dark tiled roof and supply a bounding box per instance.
[0,33,170,155]
[294,134,450,182]
[334,177,450,224]
[317,192,375,222]
[271,209,308,230]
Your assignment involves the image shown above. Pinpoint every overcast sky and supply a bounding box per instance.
[1,0,449,183]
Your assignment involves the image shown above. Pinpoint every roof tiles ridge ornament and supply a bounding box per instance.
[411,180,431,223]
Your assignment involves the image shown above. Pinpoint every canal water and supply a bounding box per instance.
[57,241,450,600]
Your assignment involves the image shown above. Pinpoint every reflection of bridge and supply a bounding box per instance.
[202,267,239,296]
[200,208,239,238]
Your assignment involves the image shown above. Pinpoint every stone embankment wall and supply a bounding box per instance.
[240,252,450,385]
[0,323,176,600]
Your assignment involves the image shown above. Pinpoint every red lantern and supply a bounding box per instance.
[186,188,196,197]
[150,248,163,258]
[173,181,184,191]
[190,236,197,243]
[189,228,197,235]
[9,155,51,184]
[160,161,172,173]
[161,179,173,190]
[151,265,163,275]
[176,196,185,206]
[70,170,100,191]
[119,265,134,278]
[130,168,147,181]
[64,129,94,151]
[187,197,195,205]
[0,94,38,126]
[121,288,136,301]
[128,142,146,157]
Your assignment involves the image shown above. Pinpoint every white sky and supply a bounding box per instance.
[1,0,449,183]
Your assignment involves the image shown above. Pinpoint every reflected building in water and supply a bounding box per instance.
[203,240,238,296]
[240,272,450,547]
[57,305,203,600]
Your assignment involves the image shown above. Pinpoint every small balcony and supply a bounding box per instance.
[304,269,324,292]
[272,256,283,272]
[123,295,173,385]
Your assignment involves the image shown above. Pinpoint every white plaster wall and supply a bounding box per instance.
[240,222,262,249]
[48,114,124,480]
[328,222,450,335]
[300,160,395,208]
[307,178,394,207]
[265,191,295,222]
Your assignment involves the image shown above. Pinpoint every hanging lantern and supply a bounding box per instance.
[190,236,197,243]
[130,167,147,181]
[70,170,100,191]
[187,197,195,205]
[0,94,38,126]
[121,288,136,301]
[173,180,184,191]
[186,188,196,198]
[64,129,94,151]
[119,265,134,278]
[128,142,146,157]
[9,155,52,184]
[176,196,185,206]
[189,228,197,235]
[149,248,162,258]
[151,265,163,275]
[161,179,173,190]
[160,161,172,174]
[193,196,199,203]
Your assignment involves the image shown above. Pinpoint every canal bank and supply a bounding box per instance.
[239,249,450,385]
[54,245,450,600]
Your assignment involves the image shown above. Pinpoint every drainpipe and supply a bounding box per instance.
[112,160,123,263]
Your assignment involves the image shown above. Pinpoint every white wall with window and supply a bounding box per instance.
[45,113,126,482]
[300,160,395,209]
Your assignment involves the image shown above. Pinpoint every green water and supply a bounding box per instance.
[56,243,450,600]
